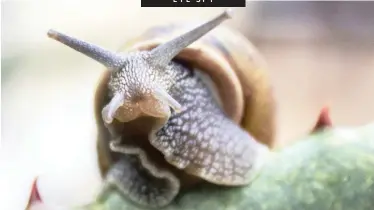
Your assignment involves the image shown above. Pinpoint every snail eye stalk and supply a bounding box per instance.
[47,29,125,70]
[148,9,232,67]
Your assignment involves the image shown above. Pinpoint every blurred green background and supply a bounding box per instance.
[1,1,374,209]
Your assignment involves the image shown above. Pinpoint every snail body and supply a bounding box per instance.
[47,10,276,208]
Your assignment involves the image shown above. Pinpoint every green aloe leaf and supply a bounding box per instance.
[80,122,374,210]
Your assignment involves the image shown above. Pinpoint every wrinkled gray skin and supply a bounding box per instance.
[47,9,269,208]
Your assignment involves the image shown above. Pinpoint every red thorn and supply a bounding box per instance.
[26,177,42,209]
[311,105,333,133]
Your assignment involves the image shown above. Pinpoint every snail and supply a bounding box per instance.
[47,9,276,208]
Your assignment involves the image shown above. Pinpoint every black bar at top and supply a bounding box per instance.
[141,0,246,7]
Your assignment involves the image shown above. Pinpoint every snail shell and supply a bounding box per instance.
[47,10,276,208]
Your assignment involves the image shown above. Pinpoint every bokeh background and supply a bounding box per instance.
[1,1,374,209]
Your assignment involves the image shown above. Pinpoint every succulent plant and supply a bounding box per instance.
[76,114,374,210]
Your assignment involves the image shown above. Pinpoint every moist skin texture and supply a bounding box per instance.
[105,60,269,208]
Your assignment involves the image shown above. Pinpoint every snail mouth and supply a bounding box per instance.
[114,99,171,123]
[102,89,181,126]
[102,97,172,129]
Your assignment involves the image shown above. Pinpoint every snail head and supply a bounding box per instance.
[47,9,232,125]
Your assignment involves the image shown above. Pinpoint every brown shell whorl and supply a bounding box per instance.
[94,71,113,178]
